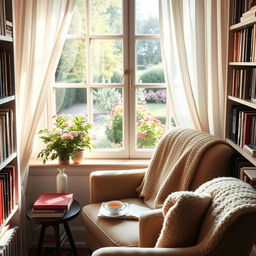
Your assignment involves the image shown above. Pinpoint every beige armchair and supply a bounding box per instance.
[90,177,256,256]
[81,128,234,251]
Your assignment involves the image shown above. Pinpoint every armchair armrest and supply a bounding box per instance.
[90,169,146,203]
[92,247,201,256]
[139,209,164,247]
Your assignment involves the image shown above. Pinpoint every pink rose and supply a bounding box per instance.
[54,128,62,135]
[61,133,73,140]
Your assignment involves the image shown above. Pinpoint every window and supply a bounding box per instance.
[52,0,168,158]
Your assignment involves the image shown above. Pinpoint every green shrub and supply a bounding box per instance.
[155,116,166,125]
[93,88,122,112]
[139,67,165,83]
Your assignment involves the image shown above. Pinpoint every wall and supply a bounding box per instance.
[26,160,148,248]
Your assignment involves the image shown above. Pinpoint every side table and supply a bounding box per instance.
[27,200,81,256]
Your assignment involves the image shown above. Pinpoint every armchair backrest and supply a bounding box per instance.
[189,143,233,190]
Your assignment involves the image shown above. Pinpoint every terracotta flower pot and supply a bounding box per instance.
[72,150,84,164]
[58,156,70,165]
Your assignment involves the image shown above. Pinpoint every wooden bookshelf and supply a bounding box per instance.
[0,0,20,244]
[226,1,256,167]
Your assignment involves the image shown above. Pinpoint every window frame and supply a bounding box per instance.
[49,0,168,159]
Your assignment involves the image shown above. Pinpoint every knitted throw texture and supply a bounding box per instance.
[137,127,227,209]
[195,177,256,255]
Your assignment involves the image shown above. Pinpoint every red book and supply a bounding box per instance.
[33,193,73,211]
[2,165,15,210]
[0,180,4,225]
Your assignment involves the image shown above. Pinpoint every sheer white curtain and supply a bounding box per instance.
[14,0,74,254]
[159,0,229,137]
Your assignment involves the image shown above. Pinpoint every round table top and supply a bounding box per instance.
[27,200,81,224]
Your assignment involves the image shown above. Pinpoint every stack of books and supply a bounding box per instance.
[241,5,256,22]
[32,193,73,218]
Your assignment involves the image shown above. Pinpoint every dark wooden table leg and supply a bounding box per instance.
[54,224,61,256]
[36,224,46,256]
[63,222,78,256]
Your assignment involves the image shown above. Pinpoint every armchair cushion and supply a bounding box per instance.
[81,198,148,248]
[155,191,211,248]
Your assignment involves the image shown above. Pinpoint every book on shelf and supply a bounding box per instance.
[232,26,255,62]
[242,167,256,188]
[33,193,73,211]
[0,180,4,226]
[229,106,256,147]
[0,165,16,224]
[232,0,256,25]
[231,68,255,99]
[5,20,12,38]
[232,155,254,178]
[0,49,14,98]
[0,0,6,36]
[243,144,256,156]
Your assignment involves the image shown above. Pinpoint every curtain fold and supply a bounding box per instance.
[159,0,229,137]
[14,0,74,254]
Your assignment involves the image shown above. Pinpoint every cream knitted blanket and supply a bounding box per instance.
[137,127,228,209]
[196,177,256,255]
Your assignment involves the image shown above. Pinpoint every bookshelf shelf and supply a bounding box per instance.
[229,62,256,66]
[0,96,15,105]
[226,139,256,166]
[230,17,256,30]
[0,204,18,232]
[0,35,13,42]
[228,96,256,109]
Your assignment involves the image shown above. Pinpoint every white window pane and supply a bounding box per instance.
[93,88,123,149]
[55,88,87,117]
[90,0,122,35]
[91,39,123,83]
[55,39,87,83]
[68,0,86,34]
[136,39,165,83]
[136,88,166,149]
[136,0,160,35]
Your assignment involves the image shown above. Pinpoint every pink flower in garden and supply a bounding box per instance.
[137,120,143,127]
[110,109,115,116]
[137,133,149,139]
[144,117,151,122]
[153,119,160,124]
[61,133,74,140]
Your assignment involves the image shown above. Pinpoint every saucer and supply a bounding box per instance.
[99,202,129,218]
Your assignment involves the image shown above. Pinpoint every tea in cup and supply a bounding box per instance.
[104,200,125,214]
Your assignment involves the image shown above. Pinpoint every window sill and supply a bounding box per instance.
[29,158,150,168]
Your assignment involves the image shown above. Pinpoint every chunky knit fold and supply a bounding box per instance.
[137,127,227,208]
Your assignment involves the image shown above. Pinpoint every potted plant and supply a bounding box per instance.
[37,114,94,164]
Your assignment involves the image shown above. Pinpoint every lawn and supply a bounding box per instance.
[146,103,166,117]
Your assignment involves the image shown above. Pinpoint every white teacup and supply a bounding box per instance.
[104,200,126,214]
